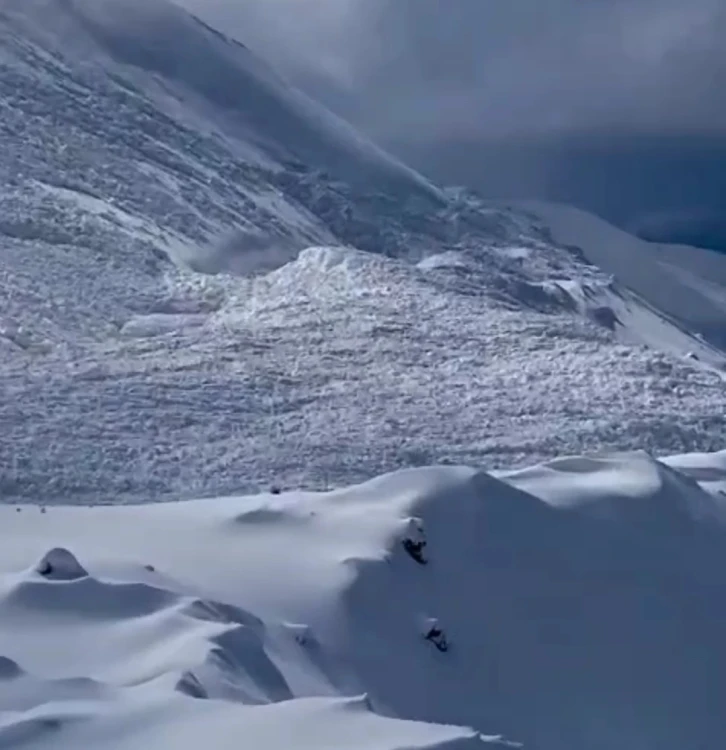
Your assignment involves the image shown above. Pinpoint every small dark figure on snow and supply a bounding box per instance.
[403,538,427,565]
[402,518,428,565]
[422,618,449,652]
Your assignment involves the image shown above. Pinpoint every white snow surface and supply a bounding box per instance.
[4,236,726,502]
[521,201,726,355]
[2,449,726,749]
[1,2,726,747]
[0,0,725,503]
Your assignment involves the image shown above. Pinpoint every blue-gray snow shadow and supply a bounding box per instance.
[341,464,726,750]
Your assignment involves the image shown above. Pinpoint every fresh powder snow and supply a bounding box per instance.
[2,450,726,748]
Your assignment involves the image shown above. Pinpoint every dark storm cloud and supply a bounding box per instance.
[176,0,726,140]
[172,0,726,252]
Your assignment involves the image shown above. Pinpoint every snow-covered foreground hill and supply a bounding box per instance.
[2,449,726,749]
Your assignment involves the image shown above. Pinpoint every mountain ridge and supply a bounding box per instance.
[1,0,441,198]
[0,0,725,499]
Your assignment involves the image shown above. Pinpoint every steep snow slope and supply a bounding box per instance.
[523,202,726,352]
[0,0,439,344]
[2,0,438,198]
[0,0,725,501]
[2,449,726,749]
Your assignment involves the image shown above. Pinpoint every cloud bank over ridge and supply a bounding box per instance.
[177,0,726,141]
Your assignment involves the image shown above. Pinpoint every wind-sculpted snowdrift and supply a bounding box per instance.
[2,449,726,749]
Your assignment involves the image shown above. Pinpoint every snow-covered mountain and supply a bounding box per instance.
[523,201,726,354]
[2,1,726,749]
[1,0,725,505]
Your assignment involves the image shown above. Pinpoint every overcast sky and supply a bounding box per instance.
[173,0,726,247]
[178,0,725,142]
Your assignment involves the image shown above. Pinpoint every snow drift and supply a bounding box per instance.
[2,449,726,749]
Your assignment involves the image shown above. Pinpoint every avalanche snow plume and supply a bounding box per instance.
[2,450,726,749]
[1,0,726,502]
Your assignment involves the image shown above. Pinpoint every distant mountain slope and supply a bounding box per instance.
[1,0,439,198]
[0,0,445,345]
[0,0,725,502]
[523,202,726,351]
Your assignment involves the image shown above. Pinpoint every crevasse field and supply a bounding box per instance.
[1,1,726,749]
